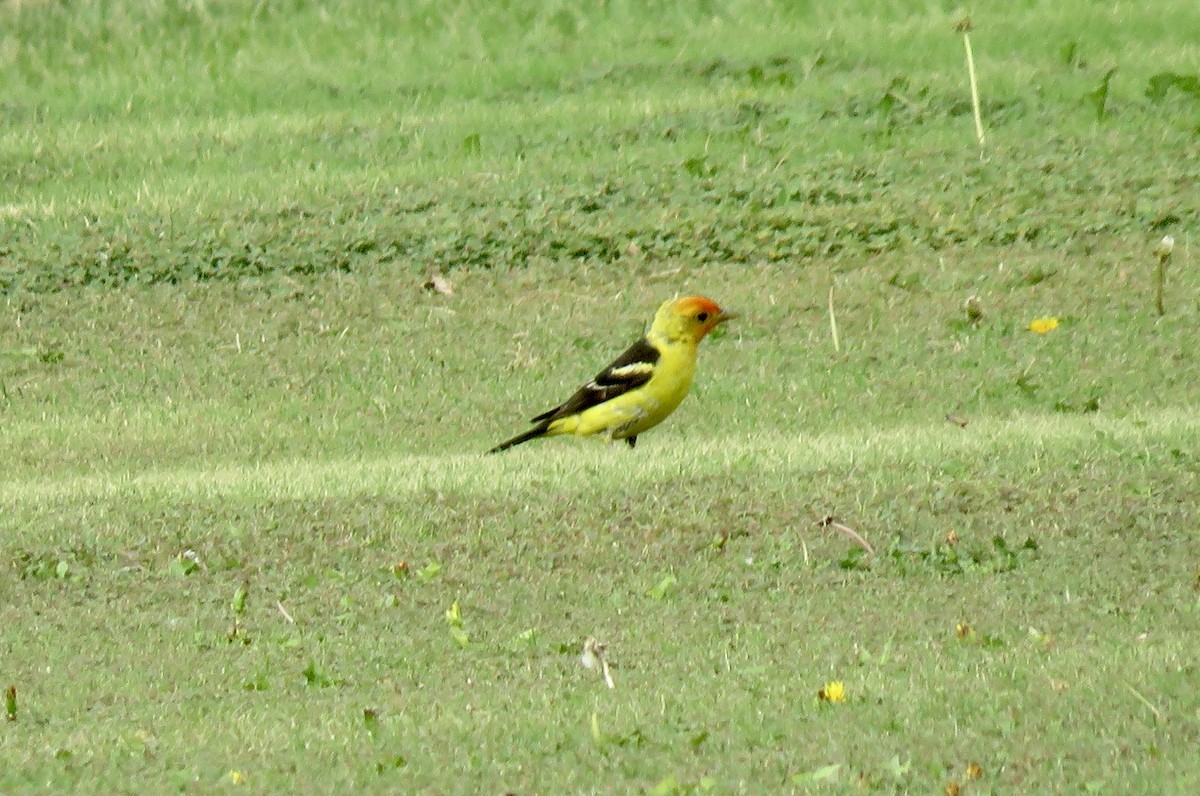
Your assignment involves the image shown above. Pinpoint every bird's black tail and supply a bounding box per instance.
[486,422,551,454]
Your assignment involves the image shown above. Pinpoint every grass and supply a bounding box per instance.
[3,0,1200,792]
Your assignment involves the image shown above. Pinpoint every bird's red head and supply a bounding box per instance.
[655,295,737,342]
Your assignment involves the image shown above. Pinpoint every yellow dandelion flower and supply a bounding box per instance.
[966,761,983,780]
[1028,317,1059,334]
[228,771,245,785]
[818,680,846,703]
[956,622,974,639]
[945,781,961,796]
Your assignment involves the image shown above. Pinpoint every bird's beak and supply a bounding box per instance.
[715,311,738,324]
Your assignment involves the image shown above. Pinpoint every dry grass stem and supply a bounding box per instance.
[818,516,875,556]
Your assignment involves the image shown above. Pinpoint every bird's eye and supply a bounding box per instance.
[697,312,709,322]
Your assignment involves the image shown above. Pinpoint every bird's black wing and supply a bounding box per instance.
[487,337,660,454]
[530,337,660,424]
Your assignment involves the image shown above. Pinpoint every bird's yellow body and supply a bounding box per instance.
[488,296,734,453]
[545,322,698,441]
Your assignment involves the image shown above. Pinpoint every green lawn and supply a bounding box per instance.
[3,1,1200,793]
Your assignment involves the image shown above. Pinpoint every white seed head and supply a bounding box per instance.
[581,637,605,670]
[1154,235,1175,258]
[580,637,615,688]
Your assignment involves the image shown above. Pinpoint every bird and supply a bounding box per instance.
[487,295,736,454]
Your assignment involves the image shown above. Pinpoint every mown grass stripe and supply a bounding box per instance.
[3,408,1194,506]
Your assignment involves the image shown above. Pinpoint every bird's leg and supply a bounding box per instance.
[626,436,637,449]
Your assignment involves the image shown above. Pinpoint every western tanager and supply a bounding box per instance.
[488,295,735,454]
